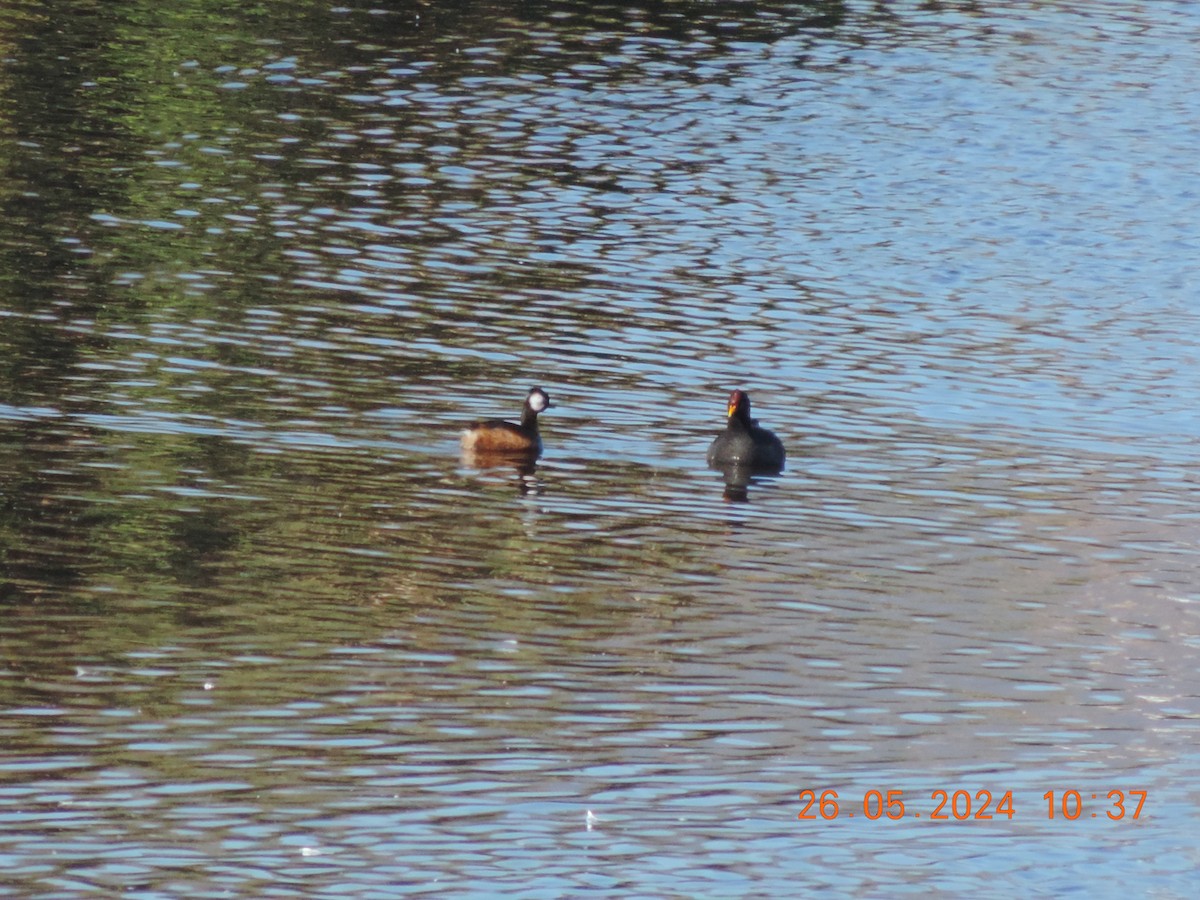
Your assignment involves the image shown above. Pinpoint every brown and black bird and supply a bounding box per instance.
[461,387,552,457]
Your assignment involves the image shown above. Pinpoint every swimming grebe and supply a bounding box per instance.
[461,387,552,456]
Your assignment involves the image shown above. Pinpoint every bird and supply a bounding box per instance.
[460,387,551,456]
[706,389,785,471]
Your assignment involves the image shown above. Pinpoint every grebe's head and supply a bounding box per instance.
[527,387,551,413]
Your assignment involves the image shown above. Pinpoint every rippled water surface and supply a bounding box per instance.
[2,0,1199,895]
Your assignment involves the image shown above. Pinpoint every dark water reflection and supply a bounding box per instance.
[2,0,1200,895]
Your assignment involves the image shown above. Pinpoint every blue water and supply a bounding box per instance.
[1,1,1198,896]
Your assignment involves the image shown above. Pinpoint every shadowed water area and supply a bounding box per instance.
[1,0,1198,894]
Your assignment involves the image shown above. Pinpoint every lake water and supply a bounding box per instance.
[1,0,1198,895]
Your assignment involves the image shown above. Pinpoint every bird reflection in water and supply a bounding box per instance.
[460,448,544,495]
[715,461,783,502]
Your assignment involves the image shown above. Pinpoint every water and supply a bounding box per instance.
[2,0,1199,895]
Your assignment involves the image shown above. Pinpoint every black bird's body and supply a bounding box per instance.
[706,389,785,471]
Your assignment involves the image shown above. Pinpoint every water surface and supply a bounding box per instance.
[1,0,1198,895]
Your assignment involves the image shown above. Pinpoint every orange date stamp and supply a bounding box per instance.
[798,789,1147,821]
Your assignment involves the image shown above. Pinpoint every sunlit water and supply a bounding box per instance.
[2,1,1199,895]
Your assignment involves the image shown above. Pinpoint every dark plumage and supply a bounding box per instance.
[706,389,785,470]
[461,387,551,456]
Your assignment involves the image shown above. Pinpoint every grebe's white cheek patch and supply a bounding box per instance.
[529,390,550,412]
